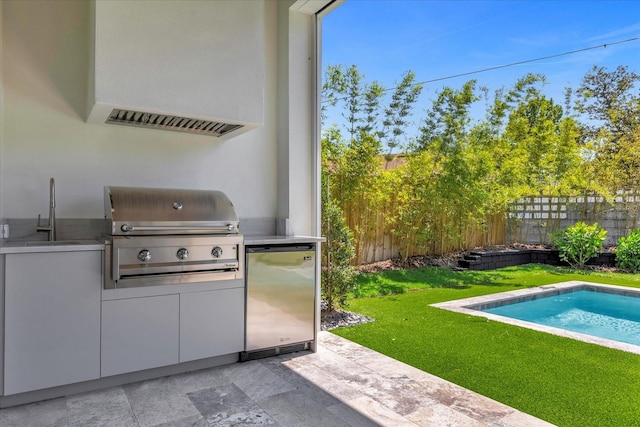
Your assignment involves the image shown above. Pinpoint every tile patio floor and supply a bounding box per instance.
[0,332,554,426]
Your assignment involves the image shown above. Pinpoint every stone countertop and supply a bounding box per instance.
[244,235,325,245]
[0,239,106,254]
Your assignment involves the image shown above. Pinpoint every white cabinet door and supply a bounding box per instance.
[101,294,179,377]
[4,251,101,395]
[180,287,244,362]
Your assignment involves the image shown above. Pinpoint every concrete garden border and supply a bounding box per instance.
[458,248,616,270]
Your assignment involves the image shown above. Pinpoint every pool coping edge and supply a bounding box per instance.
[431,281,640,355]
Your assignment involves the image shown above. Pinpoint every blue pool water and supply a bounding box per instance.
[483,290,640,346]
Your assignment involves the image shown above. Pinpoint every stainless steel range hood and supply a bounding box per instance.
[105,109,244,138]
[87,1,264,139]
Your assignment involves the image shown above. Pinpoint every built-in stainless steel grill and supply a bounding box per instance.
[104,186,243,289]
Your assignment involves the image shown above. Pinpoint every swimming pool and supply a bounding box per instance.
[432,281,640,355]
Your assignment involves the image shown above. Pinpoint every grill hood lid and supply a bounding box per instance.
[105,186,240,236]
[87,1,264,139]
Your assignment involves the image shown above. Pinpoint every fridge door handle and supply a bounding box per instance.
[247,245,314,253]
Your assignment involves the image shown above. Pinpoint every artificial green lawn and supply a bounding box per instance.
[331,264,640,427]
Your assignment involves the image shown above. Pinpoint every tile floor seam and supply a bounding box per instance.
[264,362,356,426]
[235,379,274,414]
[124,389,142,427]
[64,394,71,427]
[279,356,381,423]
[247,395,272,425]
[253,391,308,427]
[122,386,143,427]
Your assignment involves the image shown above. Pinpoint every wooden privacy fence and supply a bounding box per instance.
[341,194,505,265]
[338,191,640,265]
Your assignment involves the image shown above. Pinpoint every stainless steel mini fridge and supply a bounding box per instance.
[243,244,315,359]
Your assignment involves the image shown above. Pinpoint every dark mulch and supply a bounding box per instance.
[355,250,466,274]
[320,309,374,331]
[320,300,374,331]
[352,244,531,274]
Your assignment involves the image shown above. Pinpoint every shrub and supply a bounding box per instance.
[321,190,357,312]
[616,229,640,272]
[552,222,607,269]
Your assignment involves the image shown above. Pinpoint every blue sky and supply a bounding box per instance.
[321,0,640,141]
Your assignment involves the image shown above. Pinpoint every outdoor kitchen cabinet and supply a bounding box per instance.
[179,287,244,362]
[101,280,244,376]
[101,294,180,377]
[3,251,102,395]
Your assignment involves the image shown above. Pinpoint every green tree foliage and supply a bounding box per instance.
[381,71,423,154]
[322,64,423,152]
[575,65,640,231]
[574,65,640,193]
[322,65,425,264]
[413,81,493,250]
[503,97,586,196]
[417,80,479,154]
[320,181,357,311]
[320,126,357,311]
[321,64,638,264]
[575,65,640,149]
[389,151,439,258]
[410,74,588,250]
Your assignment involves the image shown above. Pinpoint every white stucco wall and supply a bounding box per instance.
[89,1,264,127]
[276,2,318,236]
[0,0,319,236]
[0,3,4,220]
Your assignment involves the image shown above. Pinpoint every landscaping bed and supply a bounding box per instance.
[351,244,619,273]
[458,246,617,270]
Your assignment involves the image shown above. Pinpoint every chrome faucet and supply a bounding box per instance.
[36,177,56,241]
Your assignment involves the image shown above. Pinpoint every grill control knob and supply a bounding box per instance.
[211,246,223,258]
[176,248,189,260]
[137,249,151,263]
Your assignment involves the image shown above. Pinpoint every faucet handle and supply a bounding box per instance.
[36,214,50,232]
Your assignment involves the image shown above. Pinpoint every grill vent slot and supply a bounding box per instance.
[106,109,244,137]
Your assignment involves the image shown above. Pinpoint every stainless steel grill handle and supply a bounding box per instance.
[120,224,235,233]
